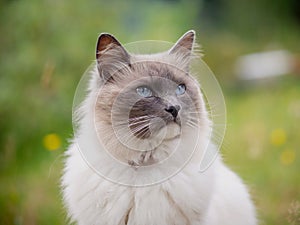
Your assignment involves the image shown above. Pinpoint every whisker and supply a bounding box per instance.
[135,126,150,139]
[186,121,199,129]
[114,120,150,131]
[126,124,150,142]
[114,117,154,126]
[188,111,226,119]
[128,115,156,121]
[128,119,152,127]
[130,123,149,134]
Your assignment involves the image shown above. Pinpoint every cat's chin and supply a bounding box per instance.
[161,122,181,141]
[124,125,181,167]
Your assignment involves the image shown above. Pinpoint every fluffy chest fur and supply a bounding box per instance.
[63,143,215,225]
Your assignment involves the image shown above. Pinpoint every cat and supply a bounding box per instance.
[62,30,257,225]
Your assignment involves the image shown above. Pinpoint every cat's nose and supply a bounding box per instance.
[165,105,180,118]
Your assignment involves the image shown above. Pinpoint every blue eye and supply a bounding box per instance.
[136,86,153,98]
[176,84,186,95]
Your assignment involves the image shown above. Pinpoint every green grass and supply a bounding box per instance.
[224,77,300,224]
[0,154,65,224]
[1,0,300,224]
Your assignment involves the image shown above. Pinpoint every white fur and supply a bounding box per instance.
[62,142,256,225]
[62,78,257,225]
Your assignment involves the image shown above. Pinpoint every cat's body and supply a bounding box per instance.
[62,31,257,225]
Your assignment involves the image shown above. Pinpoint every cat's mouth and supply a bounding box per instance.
[163,121,181,140]
[128,115,181,140]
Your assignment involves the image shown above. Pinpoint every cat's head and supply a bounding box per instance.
[92,31,210,166]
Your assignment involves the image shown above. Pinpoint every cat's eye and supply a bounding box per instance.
[136,86,153,98]
[176,84,186,95]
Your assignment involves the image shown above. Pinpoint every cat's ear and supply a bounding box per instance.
[169,30,195,72]
[96,33,130,82]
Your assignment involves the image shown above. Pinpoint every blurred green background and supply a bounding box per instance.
[0,0,299,224]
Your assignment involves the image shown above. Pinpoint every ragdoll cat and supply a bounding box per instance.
[62,30,257,225]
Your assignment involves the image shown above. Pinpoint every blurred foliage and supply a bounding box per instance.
[0,0,299,224]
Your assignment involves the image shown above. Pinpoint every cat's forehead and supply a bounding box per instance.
[131,61,187,83]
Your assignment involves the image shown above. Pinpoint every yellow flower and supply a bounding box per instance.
[43,133,61,151]
[270,129,286,147]
[280,149,296,166]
